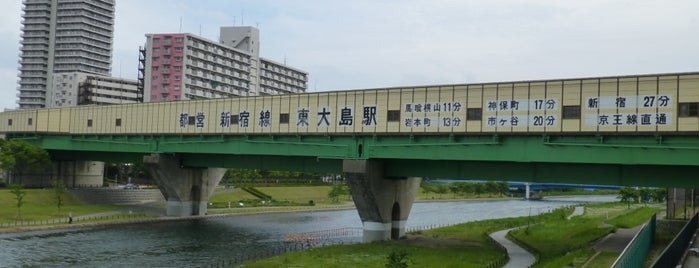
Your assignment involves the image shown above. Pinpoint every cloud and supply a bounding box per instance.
[2,0,698,110]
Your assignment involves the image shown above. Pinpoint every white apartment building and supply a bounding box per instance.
[17,0,115,109]
[143,26,307,103]
[49,72,140,107]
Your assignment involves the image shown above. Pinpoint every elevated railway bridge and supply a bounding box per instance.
[1,71,698,241]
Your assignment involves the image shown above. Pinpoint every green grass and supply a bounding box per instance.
[0,188,123,223]
[241,236,504,268]
[585,251,619,268]
[606,207,660,228]
[535,248,596,268]
[257,186,349,205]
[240,208,587,267]
[510,217,615,260]
[210,187,258,202]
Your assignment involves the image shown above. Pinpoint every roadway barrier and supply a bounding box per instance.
[611,213,656,268]
[651,212,699,267]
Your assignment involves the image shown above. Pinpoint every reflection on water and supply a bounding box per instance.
[0,195,616,267]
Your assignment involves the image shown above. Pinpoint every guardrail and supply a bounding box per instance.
[0,213,148,228]
[611,213,656,268]
[651,213,699,267]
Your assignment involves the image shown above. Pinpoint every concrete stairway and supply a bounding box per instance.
[70,188,165,205]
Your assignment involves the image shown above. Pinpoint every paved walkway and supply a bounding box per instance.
[682,227,699,267]
[488,208,583,268]
[489,227,536,268]
[567,206,584,220]
[592,224,644,253]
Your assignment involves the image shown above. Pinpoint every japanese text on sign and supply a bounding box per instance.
[586,95,672,109]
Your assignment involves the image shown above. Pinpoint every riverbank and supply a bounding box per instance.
[239,201,662,268]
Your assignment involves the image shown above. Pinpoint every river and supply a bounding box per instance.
[0,195,616,267]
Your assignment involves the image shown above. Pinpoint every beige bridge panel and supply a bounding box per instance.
[1,72,698,135]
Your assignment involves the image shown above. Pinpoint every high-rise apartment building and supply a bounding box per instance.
[143,26,307,102]
[17,0,115,109]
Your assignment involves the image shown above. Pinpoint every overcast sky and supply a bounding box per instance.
[1,0,698,110]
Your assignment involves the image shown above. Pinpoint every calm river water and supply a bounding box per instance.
[0,195,616,267]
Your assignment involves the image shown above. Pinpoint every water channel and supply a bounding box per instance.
[0,195,616,267]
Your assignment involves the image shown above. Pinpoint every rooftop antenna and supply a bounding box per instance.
[179,17,182,32]
[284,55,287,65]
[241,9,244,25]
[233,16,236,26]
[199,24,202,36]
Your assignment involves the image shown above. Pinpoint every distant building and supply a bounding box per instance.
[143,26,307,102]
[48,72,140,108]
[17,0,115,109]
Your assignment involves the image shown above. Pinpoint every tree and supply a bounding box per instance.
[449,184,461,197]
[497,181,510,197]
[9,183,26,220]
[51,180,66,214]
[484,181,499,197]
[473,183,485,197]
[0,140,51,184]
[434,184,449,198]
[618,187,638,208]
[458,183,474,196]
[328,184,349,203]
[420,184,435,198]
[652,188,667,203]
[639,187,652,205]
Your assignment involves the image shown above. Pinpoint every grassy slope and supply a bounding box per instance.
[510,202,661,267]
[210,186,351,206]
[0,189,121,223]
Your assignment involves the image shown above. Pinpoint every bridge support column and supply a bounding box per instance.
[143,154,225,217]
[343,159,421,242]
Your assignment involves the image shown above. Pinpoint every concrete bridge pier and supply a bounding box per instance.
[143,154,225,216]
[343,159,421,242]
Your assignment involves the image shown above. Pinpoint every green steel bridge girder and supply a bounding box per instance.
[7,133,699,188]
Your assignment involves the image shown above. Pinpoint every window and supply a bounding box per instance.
[467,108,482,120]
[679,103,699,117]
[87,119,93,127]
[279,113,289,124]
[27,118,33,126]
[562,105,581,119]
[188,116,195,125]
[387,110,400,122]
[153,38,160,43]
[115,118,122,126]
[7,119,12,126]
[231,115,239,125]
[175,47,183,52]
[175,76,181,81]
[175,56,182,62]
[175,37,183,43]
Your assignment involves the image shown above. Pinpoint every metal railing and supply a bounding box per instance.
[612,214,656,268]
[651,213,698,268]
